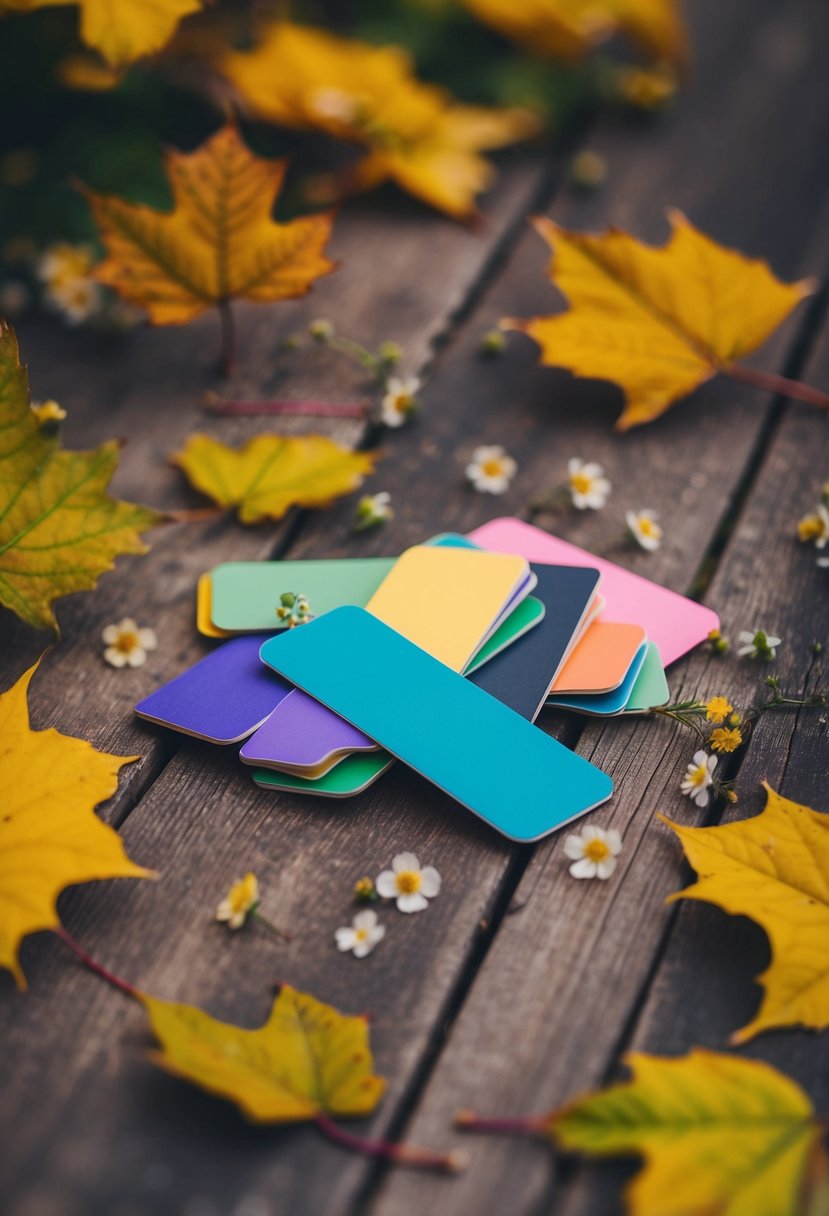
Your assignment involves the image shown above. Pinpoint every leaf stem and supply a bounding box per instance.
[218,301,236,377]
[56,928,138,998]
[202,392,367,419]
[454,1110,548,1137]
[724,362,829,411]
[166,507,225,523]
[314,1114,467,1173]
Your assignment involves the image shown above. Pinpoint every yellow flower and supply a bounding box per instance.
[31,399,67,424]
[705,696,733,724]
[615,63,678,111]
[710,726,743,754]
[216,873,259,930]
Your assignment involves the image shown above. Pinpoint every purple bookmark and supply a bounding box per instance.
[135,636,292,745]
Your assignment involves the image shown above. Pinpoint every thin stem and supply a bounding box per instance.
[327,334,379,374]
[218,301,236,377]
[56,928,138,998]
[252,909,292,942]
[724,362,829,412]
[202,393,367,419]
[314,1114,466,1173]
[167,507,224,523]
[455,1110,548,1137]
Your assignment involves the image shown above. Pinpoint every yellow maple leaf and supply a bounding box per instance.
[0,659,153,989]
[143,984,386,1121]
[660,784,829,1043]
[0,0,201,68]
[171,433,378,525]
[507,211,814,430]
[222,22,539,220]
[0,322,163,631]
[463,0,687,65]
[551,1050,825,1216]
[83,123,337,368]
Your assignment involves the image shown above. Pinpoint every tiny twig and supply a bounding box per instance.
[56,928,138,998]
[724,362,829,412]
[314,1114,466,1172]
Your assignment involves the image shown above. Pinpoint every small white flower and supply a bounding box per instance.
[376,852,441,913]
[563,825,622,880]
[819,556,829,568]
[681,750,717,807]
[626,508,663,551]
[38,242,101,325]
[46,276,101,325]
[465,445,518,495]
[102,617,158,668]
[354,491,393,531]
[335,909,386,958]
[815,504,829,550]
[381,376,421,427]
[567,458,611,510]
[736,628,782,660]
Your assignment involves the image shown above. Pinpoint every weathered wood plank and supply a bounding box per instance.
[0,155,543,820]
[0,157,560,1215]
[366,1,829,1213]
[554,326,829,1216]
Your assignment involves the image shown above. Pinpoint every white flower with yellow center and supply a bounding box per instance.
[466,445,518,495]
[567,458,611,510]
[376,852,441,913]
[49,276,101,325]
[563,825,622,880]
[681,750,717,808]
[37,242,93,287]
[216,872,259,930]
[102,617,157,668]
[381,376,421,427]
[335,909,386,958]
[626,508,663,551]
[38,242,101,325]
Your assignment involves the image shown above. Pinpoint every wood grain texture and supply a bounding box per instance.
[0,156,543,820]
[554,321,829,1216]
[3,0,829,1213]
[367,0,829,1212]
[0,157,556,1215]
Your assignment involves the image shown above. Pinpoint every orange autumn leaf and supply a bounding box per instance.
[83,123,337,327]
[0,659,153,989]
[171,432,378,524]
[222,22,539,220]
[0,0,201,68]
[142,984,386,1122]
[659,784,829,1043]
[507,211,814,430]
[463,0,688,66]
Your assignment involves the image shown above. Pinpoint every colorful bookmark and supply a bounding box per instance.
[258,606,613,841]
[470,517,719,666]
[135,636,289,744]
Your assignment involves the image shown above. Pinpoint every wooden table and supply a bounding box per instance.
[3,0,829,1212]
